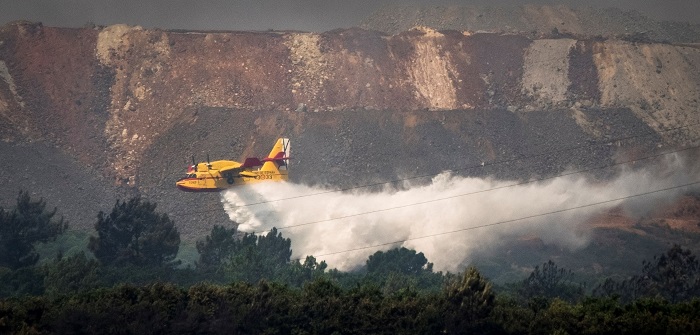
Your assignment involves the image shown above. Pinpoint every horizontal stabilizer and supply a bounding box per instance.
[262,152,290,162]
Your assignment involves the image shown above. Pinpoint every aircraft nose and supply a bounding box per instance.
[176,179,193,192]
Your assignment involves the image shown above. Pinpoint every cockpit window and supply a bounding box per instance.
[187,173,197,178]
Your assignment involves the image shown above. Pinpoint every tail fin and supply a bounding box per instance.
[260,138,290,179]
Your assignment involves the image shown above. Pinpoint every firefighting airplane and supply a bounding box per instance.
[176,138,290,192]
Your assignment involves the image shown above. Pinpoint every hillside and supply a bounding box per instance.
[362,4,700,43]
[1,12,699,275]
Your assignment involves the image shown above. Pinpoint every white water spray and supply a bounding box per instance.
[220,154,699,272]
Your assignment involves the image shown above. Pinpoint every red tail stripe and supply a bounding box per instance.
[262,152,290,162]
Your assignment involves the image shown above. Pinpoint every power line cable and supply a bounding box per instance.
[3,142,699,244]
[249,143,700,234]
[172,121,699,217]
[242,122,700,206]
[21,142,695,243]
[3,129,698,243]
[298,179,700,260]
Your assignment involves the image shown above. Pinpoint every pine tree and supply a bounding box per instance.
[225,228,292,283]
[0,191,67,269]
[443,267,495,334]
[89,197,180,267]
[366,247,434,275]
[196,225,238,270]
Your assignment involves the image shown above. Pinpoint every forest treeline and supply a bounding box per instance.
[2,192,700,334]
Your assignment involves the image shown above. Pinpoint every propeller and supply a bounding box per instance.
[191,155,197,172]
[207,154,212,168]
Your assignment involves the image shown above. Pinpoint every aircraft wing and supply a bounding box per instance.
[239,171,258,178]
[219,164,258,178]
[218,166,243,175]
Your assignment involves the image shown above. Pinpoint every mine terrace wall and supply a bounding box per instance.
[0,22,699,186]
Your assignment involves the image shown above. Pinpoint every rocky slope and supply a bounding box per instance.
[361,4,700,43]
[1,18,699,244]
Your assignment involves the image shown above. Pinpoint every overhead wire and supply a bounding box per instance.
[298,179,700,260]
[238,122,700,207]
[3,125,699,244]
[171,121,700,218]
[8,139,689,243]
[252,143,700,234]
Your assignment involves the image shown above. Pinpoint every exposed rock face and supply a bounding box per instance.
[594,41,700,140]
[521,38,577,106]
[97,24,173,186]
[0,20,698,238]
[361,4,700,43]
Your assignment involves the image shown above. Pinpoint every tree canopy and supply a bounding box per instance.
[196,225,238,270]
[4,189,700,334]
[89,197,180,267]
[366,247,434,276]
[0,191,67,270]
[225,227,293,283]
[443,267,496,334]
[595,244,700,303]
[518,260,584,302]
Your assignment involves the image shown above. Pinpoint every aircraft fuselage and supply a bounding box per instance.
[176,138,290,192]
[175,161,283,192]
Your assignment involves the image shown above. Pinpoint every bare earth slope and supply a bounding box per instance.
[361,4,700,43]
[0,18,699,252]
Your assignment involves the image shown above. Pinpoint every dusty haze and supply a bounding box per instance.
[1,0,699,32]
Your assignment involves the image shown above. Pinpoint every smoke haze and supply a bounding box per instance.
[2,0,699,31]
[221,153,700,272]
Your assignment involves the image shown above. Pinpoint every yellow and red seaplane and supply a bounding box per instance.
[176,138,290,192]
